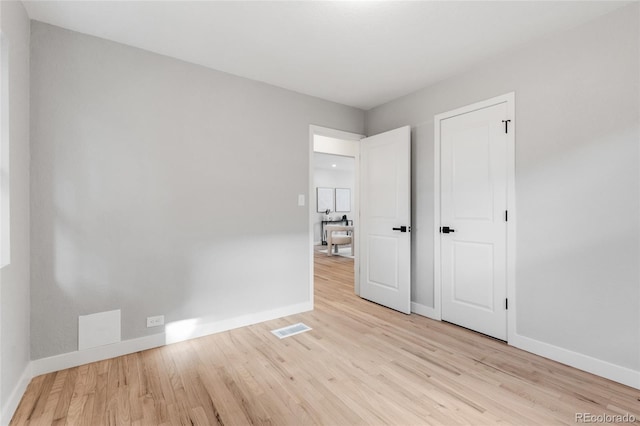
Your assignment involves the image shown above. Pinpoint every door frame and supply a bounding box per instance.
[433,92,517,342]
[308,125,364,306]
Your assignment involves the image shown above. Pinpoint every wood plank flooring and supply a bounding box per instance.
[11,249,640,425]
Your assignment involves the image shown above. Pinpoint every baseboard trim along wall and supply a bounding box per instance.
[1,364,32,426]
[31,301,313,377]
[163,301,313,345]
[411,302,639,390]
[31,332,166,377]
[8,301,312,423]
[9,300,639,424]
[511,334,639,390]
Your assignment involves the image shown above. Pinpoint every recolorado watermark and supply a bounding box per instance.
[575,413,636,423]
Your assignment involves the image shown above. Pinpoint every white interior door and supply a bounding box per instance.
[440,102,508,340]
[360,126,411,314]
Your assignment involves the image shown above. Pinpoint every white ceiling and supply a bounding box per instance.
[23,1,629,110]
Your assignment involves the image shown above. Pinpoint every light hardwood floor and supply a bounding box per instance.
[12,249,640,425]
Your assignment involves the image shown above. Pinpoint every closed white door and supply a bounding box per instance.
[360,126,411,314]
[440,102,508,340]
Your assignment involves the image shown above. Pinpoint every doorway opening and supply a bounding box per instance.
[308,124,412,314]
[313,152,355,257]
[308,126,362,306]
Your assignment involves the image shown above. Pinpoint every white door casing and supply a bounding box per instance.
[434,93,515,342]
[360,126,411,314]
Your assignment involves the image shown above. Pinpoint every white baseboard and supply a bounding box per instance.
[14,300,640,424]
[409,302,638,390]
[31,301,313,377]
[510,333,640,390]
[1,363,32,426]
[411,301,440,320]
[32,332,166,377]
[164,301,313,344]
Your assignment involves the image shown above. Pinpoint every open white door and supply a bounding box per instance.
[360,126,411,314]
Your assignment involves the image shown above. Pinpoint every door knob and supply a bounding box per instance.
[392,226,409,232]
[441,226,455,234]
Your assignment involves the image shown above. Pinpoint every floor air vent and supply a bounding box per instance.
[271,323,312,339]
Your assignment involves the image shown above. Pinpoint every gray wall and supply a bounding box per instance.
[0,0,31,416]
[366,4,639,371]
[30,22,364,359]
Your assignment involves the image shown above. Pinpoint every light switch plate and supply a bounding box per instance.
[298,194,305,206]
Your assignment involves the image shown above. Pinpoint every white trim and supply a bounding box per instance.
[511,333,640,390]
[1,363,31,426]
[31,301,312,377]
[433,113,442,321]
[433,92,516,340]
[164,301,312,345]
[410,302,439,320]
[32,333,165,377]
[504,93,517,342]
[309,125,363,297]
[309,125,364,143]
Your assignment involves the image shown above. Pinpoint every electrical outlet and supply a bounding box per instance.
[147,315,164,328]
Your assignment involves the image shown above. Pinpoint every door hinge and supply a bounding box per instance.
[502,119,511,134]
[505,298,508,310]
[505,210,508,222]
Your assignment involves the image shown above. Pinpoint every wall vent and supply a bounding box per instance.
[78,309,121,350]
